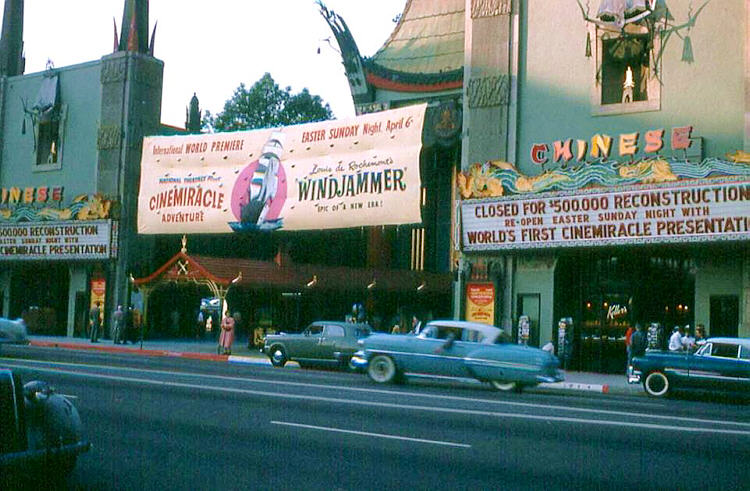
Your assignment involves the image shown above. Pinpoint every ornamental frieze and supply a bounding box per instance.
[100,58,127,84]
[471,0,511,18]
[97,125,122,150]
[467,75,510,108]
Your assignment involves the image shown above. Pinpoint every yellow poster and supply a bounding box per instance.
[137,105,426,234]
[90,277,105,323]
[465,282,495,325]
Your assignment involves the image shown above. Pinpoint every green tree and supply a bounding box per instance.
[203,73,333,132]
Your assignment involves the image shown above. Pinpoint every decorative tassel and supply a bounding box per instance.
[681,35,694,63]
[585,32,592,58]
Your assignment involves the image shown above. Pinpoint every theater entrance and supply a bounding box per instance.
[555,248,695,373]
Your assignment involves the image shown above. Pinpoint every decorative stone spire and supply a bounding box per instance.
[116,0,151,54]
[0,0,24,76]
[185,93,201,133]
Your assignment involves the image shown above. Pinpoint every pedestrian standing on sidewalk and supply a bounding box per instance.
[125,305,135,343]
[219,313,235,355]
[89,302,101,343]
[624,325,635,370]
[668,326,684,352]
[630,324,648,359]
[196,310,205,340]
[113,305,124,344]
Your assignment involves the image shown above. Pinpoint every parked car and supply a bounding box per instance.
[0,317,29,345]
[263,321,371,368]
[351,320,563,392]
[0,368,90,486]
[628,337,750,398]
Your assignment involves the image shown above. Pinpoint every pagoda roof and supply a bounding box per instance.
[365,0,464,92]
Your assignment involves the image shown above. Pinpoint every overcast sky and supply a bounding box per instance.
[10,0,406,128]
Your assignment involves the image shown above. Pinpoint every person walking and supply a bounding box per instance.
[219,313,235,355]
[694,324,708,346]
[624,325,635,371]
[89,301,101,343]
[124,305,135,344]
[196,310,205,340]
[113,305,124,344]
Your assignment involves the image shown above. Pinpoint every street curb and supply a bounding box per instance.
[30,340,228,362]
[538,381,610,394]
[27,340,633,395]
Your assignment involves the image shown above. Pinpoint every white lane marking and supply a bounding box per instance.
[5,362,750,438]
[271,420,471,448]
[4,358,750,430]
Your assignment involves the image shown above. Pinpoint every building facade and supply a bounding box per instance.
[0,0,162,335]
[330,0,750,372]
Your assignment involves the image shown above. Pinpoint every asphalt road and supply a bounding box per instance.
[2,345,749,490]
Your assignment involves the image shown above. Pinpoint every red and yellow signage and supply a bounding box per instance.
[137,105,427,234]
[465,282,495,325]
[462,179,750,250]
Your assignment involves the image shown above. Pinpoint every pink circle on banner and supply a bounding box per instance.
[230,160,287,222]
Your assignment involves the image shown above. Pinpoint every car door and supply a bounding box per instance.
[319,324,346,360]
[688,342,745,392]
[293,324,324,360]
[413,325,472,377]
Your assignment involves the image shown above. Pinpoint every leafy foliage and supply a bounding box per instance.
[203,73,333,132]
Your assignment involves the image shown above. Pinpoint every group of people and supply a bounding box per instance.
[668,323,707,352]
[88,302,141,344]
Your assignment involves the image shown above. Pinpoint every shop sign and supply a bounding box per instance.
[0,219,117,260]
[461,179,750,250]
[137,105,426,234]
[465,282,495,325]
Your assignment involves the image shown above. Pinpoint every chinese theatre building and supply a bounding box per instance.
[456,0,750,373]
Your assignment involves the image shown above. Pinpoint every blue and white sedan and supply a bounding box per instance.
[629,337,750,397]
[352,320,563,392]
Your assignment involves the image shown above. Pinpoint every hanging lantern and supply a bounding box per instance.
[21,117,26,135]
[681,35,694,63]
[585,31,592,57]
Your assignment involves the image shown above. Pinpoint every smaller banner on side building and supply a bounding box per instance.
[138,105,427,234]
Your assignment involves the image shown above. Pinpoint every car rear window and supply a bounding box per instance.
[354,327,371,338]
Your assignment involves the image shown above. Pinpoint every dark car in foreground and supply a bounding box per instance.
[263,321,371,368]
[0,369,90,486]
[628,337,750,398]
[351,320,563,392]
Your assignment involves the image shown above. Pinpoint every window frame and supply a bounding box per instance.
[33,103,67,172]
[589,24,661,116]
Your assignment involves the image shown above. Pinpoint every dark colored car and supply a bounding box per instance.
[0,369,90,486]
[263,321,371,368]
[628,337,750,397]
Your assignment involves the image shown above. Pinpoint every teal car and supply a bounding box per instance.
[352,320,563,392]
[263,321,371,368]
[629,337,750,397]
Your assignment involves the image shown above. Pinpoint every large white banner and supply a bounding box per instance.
[462,179,750,250]
[138,105,426,234]
[0,220,116,260]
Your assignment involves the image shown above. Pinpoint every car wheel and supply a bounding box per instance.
[368,355,397,383]
[644,371,670,397]
[490,380,518,392]
[269,346,287,367]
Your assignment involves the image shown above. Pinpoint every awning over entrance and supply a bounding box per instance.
[134,251,453,293]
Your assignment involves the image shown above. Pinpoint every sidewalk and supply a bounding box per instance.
[24,335,640,396]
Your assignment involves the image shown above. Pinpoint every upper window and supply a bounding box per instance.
[591,26,661,116]
[28,74,66,171]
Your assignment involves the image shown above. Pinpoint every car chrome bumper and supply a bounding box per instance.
[536,371,565,384]
[627,365,642,384]
[349,350,368,371]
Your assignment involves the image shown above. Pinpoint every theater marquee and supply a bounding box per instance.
[0,220,117,260]
[461,179,750,251]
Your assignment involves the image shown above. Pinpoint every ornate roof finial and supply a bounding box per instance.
[181,235,187,254]
[117,0,151,54]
